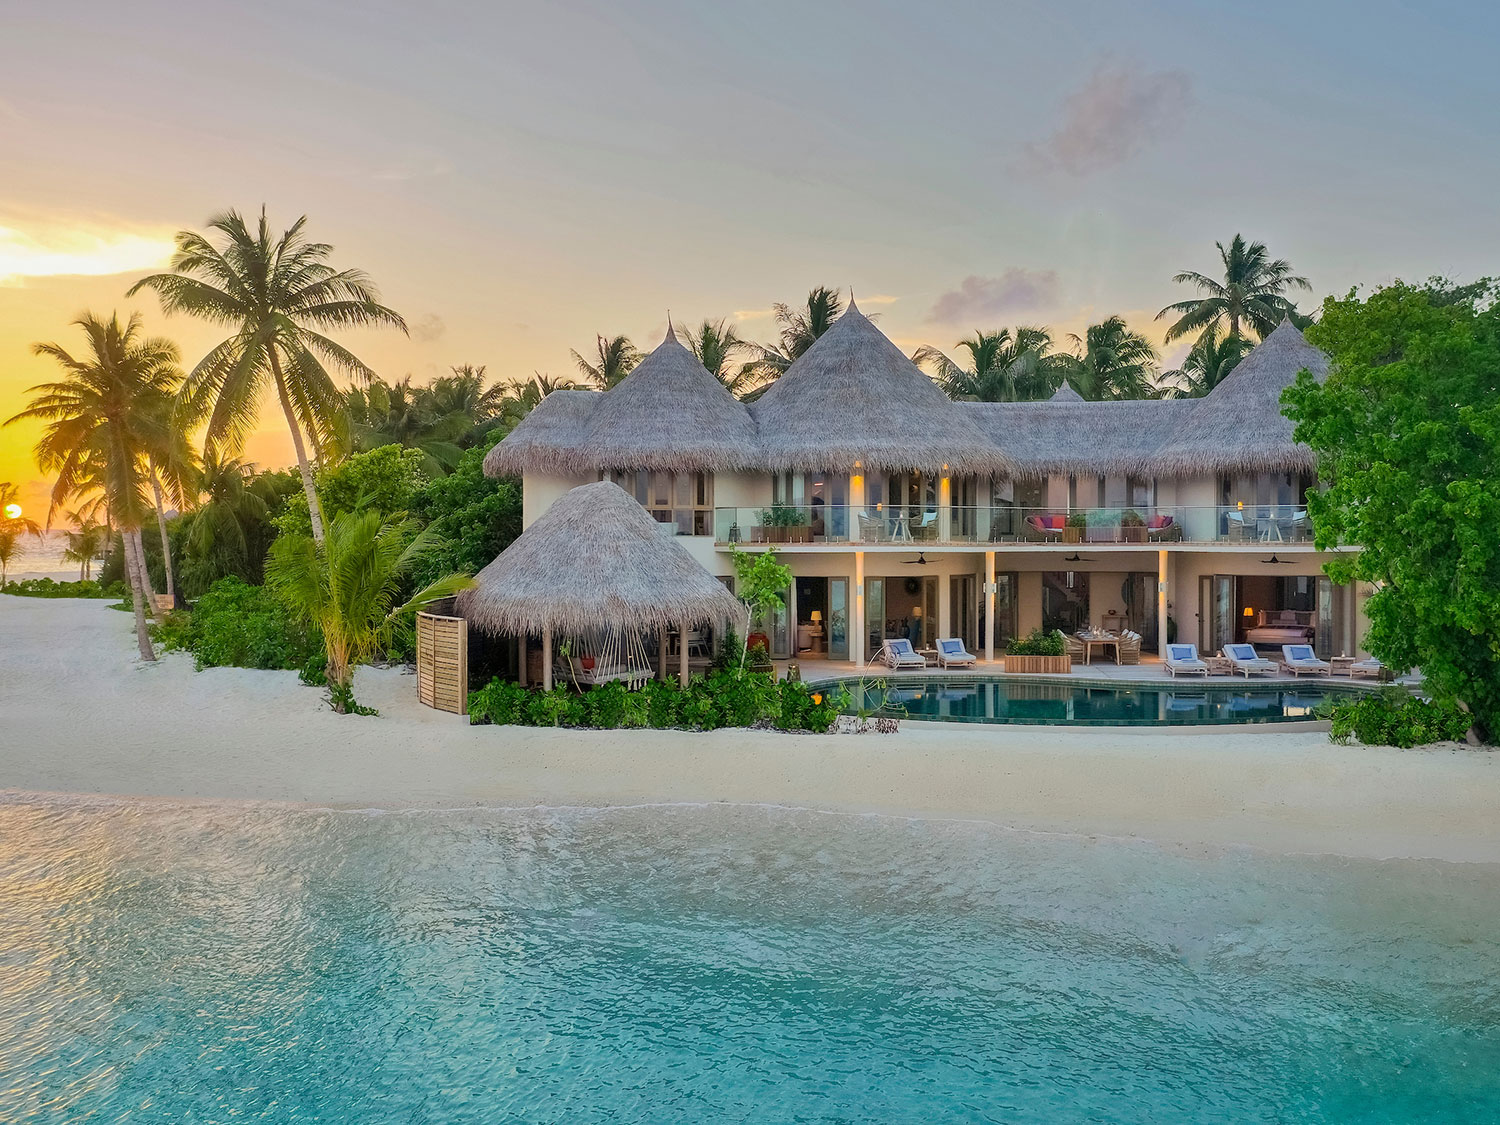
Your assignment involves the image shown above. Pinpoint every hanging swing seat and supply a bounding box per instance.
[553,629,655,689]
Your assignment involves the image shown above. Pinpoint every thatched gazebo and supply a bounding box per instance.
[750,300,1014,477]
[455,480,747,688]
[1147,319,1329,476]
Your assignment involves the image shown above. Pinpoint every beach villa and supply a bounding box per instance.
[479,303,1368,672]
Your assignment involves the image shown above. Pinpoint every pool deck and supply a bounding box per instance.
[781,653,1406,689]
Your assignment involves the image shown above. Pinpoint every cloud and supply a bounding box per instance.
[412,313,446,343]
[0,218,176,285]
[1025,60,1192,176]
[926,269,1061,324]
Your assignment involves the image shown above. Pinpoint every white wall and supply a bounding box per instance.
[522,472,592,527]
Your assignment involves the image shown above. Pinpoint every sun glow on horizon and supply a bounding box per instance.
[4,503,22,520]
[0,220,176,286]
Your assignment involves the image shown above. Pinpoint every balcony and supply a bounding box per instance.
[713,505,1315,547]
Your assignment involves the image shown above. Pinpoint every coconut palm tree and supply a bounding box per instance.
[682,318,772,398]
[492,373,576,436]
[773,286,843,361]
[1061,316,1160,400]
[916,327,1070,402]
[176,454,290,592]
[61,508,107,581]
[8,313,182,658]
[342,375,468,475]
[266,509,471,713]
[1159,326,1257,398]
[425,365,507,446]
[1156,234,1311,345]
[128,207,407,545]
[571,335,640,389]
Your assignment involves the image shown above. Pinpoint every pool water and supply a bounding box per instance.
[3,795,1498,1122]
[822,675,1368,725]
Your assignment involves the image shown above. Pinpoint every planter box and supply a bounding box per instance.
[1062,526,1082,543]
[1003,654,1072,674]
[1121,525,1147,543]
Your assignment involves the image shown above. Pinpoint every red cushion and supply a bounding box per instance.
[1045,515,1064,530]
[1148,514,1172,529]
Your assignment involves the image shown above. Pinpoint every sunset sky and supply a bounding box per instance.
[3,0,1498,517]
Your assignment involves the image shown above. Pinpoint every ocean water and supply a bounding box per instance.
[2,796,1498,1123]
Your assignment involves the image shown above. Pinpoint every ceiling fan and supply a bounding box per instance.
[1062,553,1096,563]
[903,552,929,565]
[1261,554,1292,564]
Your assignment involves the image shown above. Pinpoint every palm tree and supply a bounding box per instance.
[61,509,107,581]
[773,286,844,361]
[493,373,576,435]
[1156,234,1311,344]
[1061,316,1160,400]
[342,375,467,475]
[266,509,471,713]
[571,335,640,389]
[915,327,1070,401]
[1159,326,1257,398]
[7,314,182,659]
[176,453,282,592]
[683,318,772,398]
[424,365,506,446]
[0,482,43,586]
[128,207,407,545]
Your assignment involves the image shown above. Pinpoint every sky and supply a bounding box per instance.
[3,0,1498,518]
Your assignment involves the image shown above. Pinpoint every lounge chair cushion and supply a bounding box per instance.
[1166,644,1199,663]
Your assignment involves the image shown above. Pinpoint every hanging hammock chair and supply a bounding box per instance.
[552,626,654,689]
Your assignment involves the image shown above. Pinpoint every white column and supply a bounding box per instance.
[984,550,996,663]
[852,550,865,667]
[1157,549,1169,656]
[938,571,951,642]
[542,625,553,690]
[679,621,690,687]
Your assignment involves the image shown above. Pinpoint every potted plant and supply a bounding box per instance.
[1063,510,1087,544]
[1004,628,1071,674]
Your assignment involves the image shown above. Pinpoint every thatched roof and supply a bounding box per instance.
[483,390,599,477]
[574,324,759,472]
[749,301,1015,476]
[1049,382,1083,402]
[456,481,748,637]
[1147,320,1329,476]
[966,399,1195,477]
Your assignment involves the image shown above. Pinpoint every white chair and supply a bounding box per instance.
[1281,644,1332,676]
[935,638,976,668]
[874,638,927,669]
[1350,658,1387,679]
[1222,642,1278,677]
[1163,643,1209,677]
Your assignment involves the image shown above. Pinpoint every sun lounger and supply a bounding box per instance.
[1280,644,1332,676]
[935,637,976,667]
[1349,658,1387,679]
[874,638,927,669]
[1222,642,1278,677]
[1163,643,1209,677]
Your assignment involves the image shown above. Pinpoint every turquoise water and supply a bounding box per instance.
[824,676,1368,725]
[2,795,1499,1122]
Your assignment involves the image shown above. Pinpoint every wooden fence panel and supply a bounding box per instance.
[416,612,468,714]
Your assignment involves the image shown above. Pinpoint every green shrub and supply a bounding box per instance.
[168,577,322,671]
[1328,688,1472,748]
[466,670,841,732]
[2,577,127,599]
[1006,628,1066,657]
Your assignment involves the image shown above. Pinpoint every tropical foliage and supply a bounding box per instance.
[266,510,471,713]
[1157,234,1311,344]
[129,207,406,543]
[176,456,299,594]
[155,575,321,672]
[274,445,428,538]
[1326,687,1473,748]
[571,334,640,389]
[1060,316,1160,400]
[916,327,1072,401]
[410,437,522,587]
[1283,278,1499,742]
[1159,326,1256,398]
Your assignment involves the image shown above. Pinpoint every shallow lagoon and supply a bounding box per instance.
[2,795,1497,1122]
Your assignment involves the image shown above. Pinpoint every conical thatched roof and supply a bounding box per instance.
[575,324,758,472]
[750,301,1014,476]
[456,481,748,637]
[1148,320,1328,476]
[1049,382,1084,402]
[483,389,600,477]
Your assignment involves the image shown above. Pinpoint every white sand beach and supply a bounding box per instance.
[2,594,1496,863]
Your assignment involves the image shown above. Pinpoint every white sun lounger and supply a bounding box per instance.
[1281,644,1332,676]
[1163,643,1209,677]
[874,638,927,669]
[1350,658,1387,679]
[935,637,976,667]
[1222,643,1278,677]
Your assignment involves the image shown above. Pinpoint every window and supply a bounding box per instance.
[604,469,714,534]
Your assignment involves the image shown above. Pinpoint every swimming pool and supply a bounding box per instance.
[3,796,1498,1122]
[816,675,1370,725]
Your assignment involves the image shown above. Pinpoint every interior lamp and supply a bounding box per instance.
[1243,607,1255,618]
[810,610,822,623]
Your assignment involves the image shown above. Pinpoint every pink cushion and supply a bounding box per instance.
[1045,515,1064,530]
[1147,514,1171,529]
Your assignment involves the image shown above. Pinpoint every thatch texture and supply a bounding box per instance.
[575,325,759,472]
[483,390,599,477]
[966,399,1195,477]
[750,302,1015,476]
[456,481,748,637]
[1049,382,1084,402]
[1147,320,1329,476]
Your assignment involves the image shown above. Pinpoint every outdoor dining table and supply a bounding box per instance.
[1080,632,1121,664]
[890,513,912,540]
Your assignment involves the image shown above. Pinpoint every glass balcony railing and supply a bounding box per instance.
[713,505,1315,546]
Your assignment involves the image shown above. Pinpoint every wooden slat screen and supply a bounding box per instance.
[416,612,468,714]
